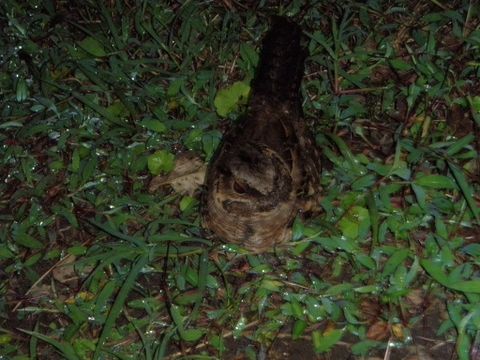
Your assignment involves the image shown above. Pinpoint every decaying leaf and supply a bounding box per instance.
[366,320,389,341]
[27,284,52,301]
[149,152,206,195]
[52,255,77,284]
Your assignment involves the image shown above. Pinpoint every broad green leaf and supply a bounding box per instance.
[355,254,376,270]
[71,148,80,173]
[420,259,450,286]
[24,253,42,266]
[0,121,23,129]
[421,260,480,293]
[147,150,175,175]
[290,299,304,319]
[173,290,202,305]
[72,92,130,127]
[66,304,88,324]
[292,320,307,339]
[170,304,184,333]
[53,205,78,227]
[390,163,411,180]
[312,328,343,353]
[382,249,410,278]
[260,278,283,292]
[462,244,480,257]
[352,174,376,191]
[351,340,381,356]
[16,233,43,249]
[214,81,250,117]
[170,298,205,341]
[327,134,366,175]
[202,130,222,161]
[449,281,480,293]
[140,118,167,133]
[77,37,107,57]
[325,283,353,296]
[446,134,475,156]
[0,247,14,259]
[411,183,426,209]
[233,316,247,338]
[105,102,129,119]
[339,206,370,239]
[16,77,28,102]
[468,95,480,125]
[239,43,259,69]
[182,328,205,342]
[167,78,183,97]
[179,196,197,212]
[49,160,64,170]
[414,174,457,189]
[292,217,304,241]
[354,285,380,293]
[0,334,12,345]
[407,83,422,109]
[389,58,412,71]
[67,246,87,256]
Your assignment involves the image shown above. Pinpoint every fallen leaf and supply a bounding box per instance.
[406,289,424,307]
[391,323,405,340]
[28,284,52,301]
[52,255,77,284]
[149,152,206,195]
[366,320,389,341]
[360,299,381,323]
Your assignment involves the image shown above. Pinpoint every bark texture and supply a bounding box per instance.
[203,17,321,252]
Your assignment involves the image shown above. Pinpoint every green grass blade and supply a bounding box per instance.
[93,254,149,359]
[448,162,480,221]
[19,329,80,360]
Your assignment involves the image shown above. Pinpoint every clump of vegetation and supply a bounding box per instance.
[1,1,479,359]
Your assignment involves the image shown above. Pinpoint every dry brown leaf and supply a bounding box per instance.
[366,320,390,341]
[52,255,77,284]
[149,152,206,195]
[27,284,52,301]
[407,289,424,306]
[360,299,381,323]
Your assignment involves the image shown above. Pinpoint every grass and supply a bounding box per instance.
[1,0,480,359]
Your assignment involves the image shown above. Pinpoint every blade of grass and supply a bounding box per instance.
[447,162,479,221]
[189,249,208,322]
[93,254,149,360]
[72,92,133,128]
[366,192,379,249]
[19,329,80,360]
[87,219,146,246]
